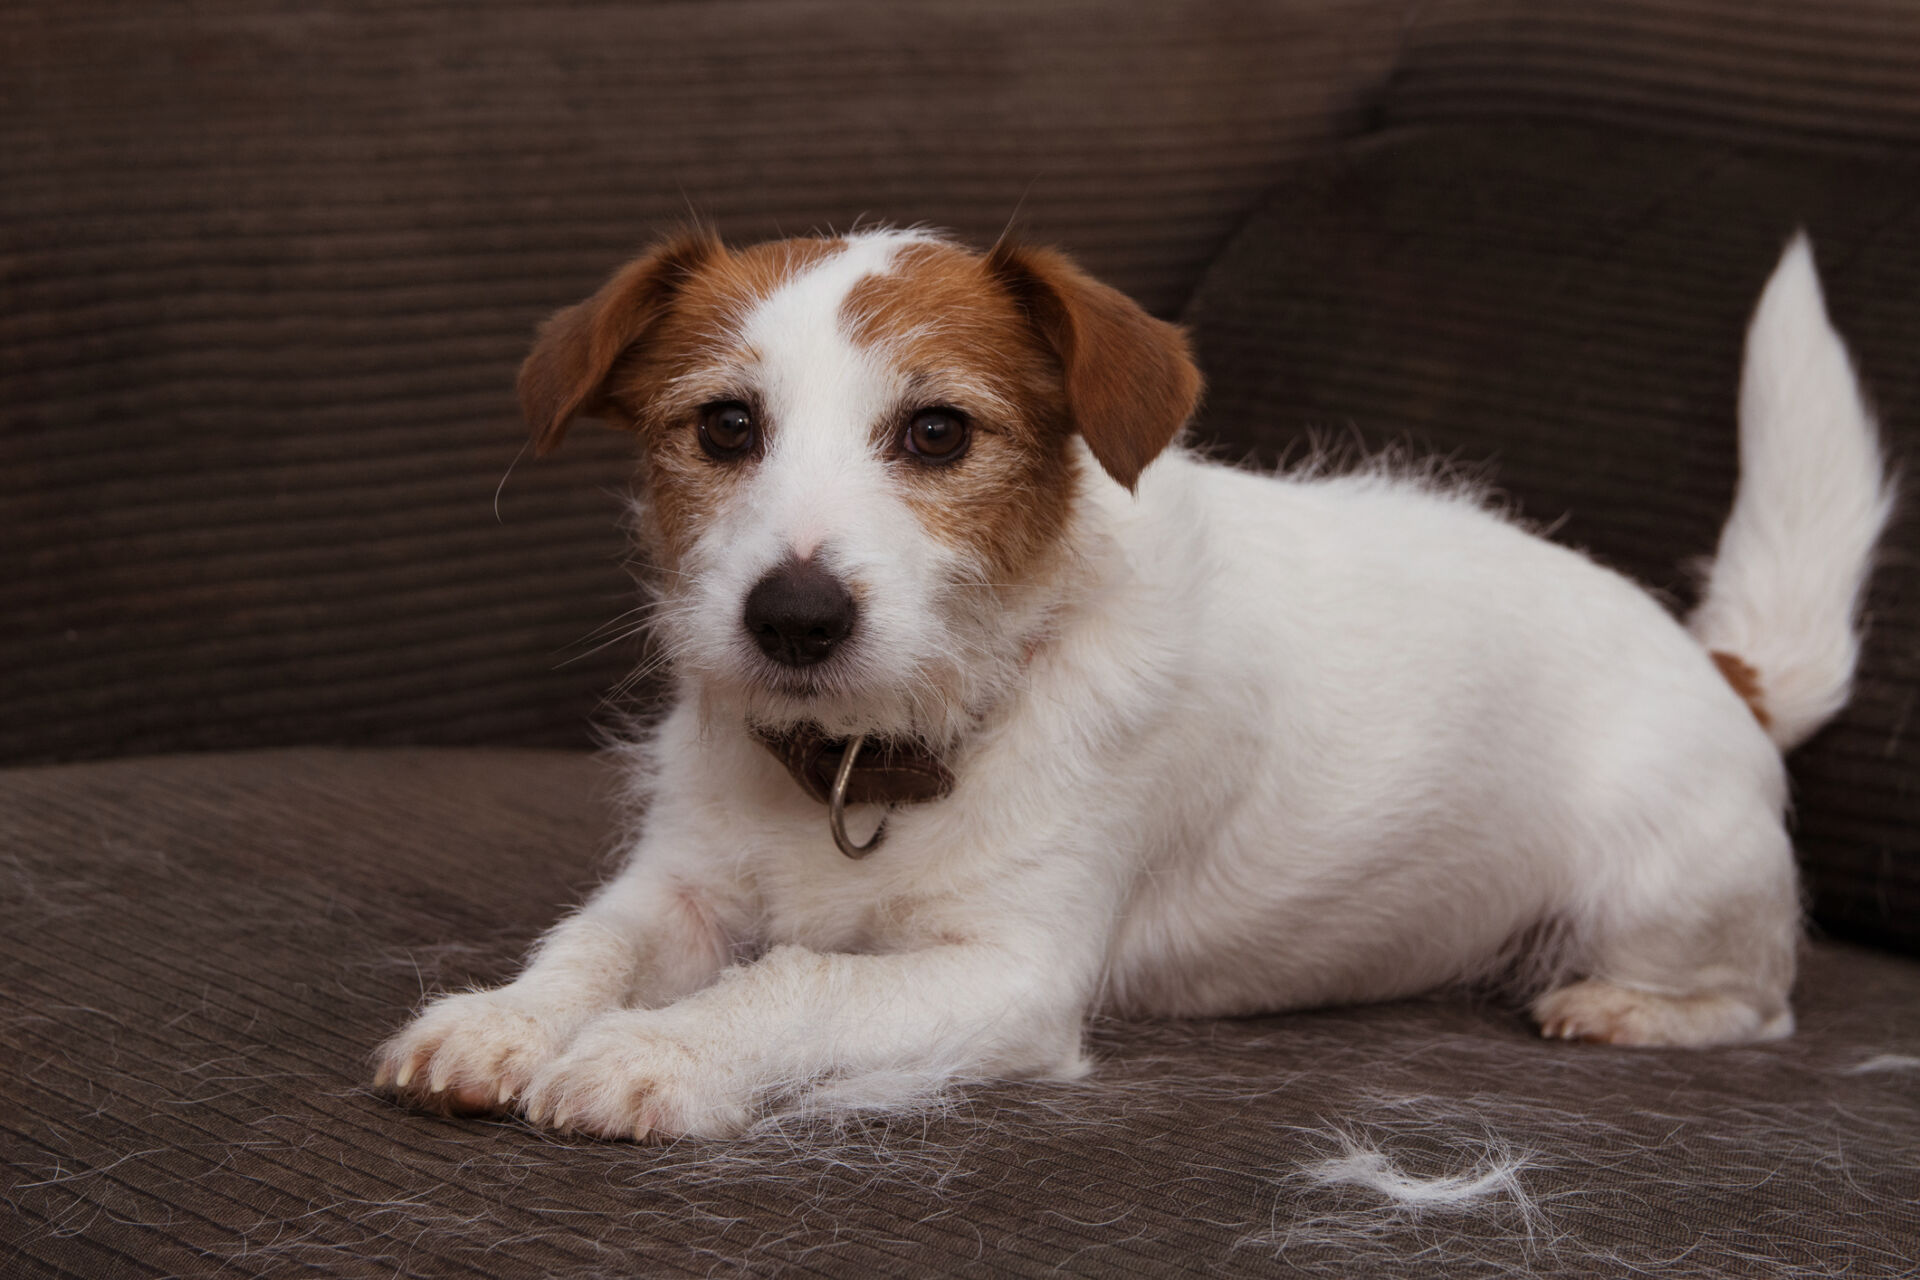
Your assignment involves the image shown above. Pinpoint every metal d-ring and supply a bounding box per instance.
[829,732,887,859]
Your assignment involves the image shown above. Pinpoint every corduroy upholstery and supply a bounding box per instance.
[6,1,1920,1275]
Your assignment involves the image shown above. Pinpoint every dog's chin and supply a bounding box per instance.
[681,631,990,747]
[741,684,911,744]
[752,664,837,703]
[717,657,966,747]
[712,656,884,733]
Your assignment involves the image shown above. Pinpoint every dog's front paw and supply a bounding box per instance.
[373,988,572,1115]
[520,1010,753,1142]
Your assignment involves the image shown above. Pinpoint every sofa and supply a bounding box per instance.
[6,2,1917,1275]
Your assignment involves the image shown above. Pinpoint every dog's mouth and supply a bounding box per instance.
[749,658,846,701]
[733,651,882,729]
[735,660,958,755]
[739,629,904,707]
[713,610,981,748]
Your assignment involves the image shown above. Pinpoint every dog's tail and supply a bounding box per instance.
[1688,234,1896,752]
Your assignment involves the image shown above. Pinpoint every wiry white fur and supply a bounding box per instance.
[1689,233,1897,751]
[378,235,1893,1140]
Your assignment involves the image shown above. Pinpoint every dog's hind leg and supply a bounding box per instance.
[1531,811,1800,1048]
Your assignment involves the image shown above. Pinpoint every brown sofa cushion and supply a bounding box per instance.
[1180,121,1919,952]
[5,749,1919,1276]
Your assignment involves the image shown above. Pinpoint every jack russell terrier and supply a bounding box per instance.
[376,228,1892,1141]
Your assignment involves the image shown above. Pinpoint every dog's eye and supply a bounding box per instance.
[903,408,970,463]
[698,402,756,459]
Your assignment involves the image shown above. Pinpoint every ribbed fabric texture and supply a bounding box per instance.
[1182,121,1920,952]
[6,750,1917,1277]
[1386,0,1920,149]
[1,0,1415,765]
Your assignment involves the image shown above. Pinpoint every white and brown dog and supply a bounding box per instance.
[376,228,1892,1141]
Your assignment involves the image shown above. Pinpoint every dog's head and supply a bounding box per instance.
[520,228,1201,743]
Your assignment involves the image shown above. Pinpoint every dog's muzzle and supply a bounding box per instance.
[753,724,954,858]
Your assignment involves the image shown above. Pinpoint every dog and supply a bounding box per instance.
[375,227,1892,1141]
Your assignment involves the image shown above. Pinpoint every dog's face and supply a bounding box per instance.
[519,229,1200,742]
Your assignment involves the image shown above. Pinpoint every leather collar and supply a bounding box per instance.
[752,723,954,808]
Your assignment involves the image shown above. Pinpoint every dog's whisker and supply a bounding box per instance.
[559,604,675,658]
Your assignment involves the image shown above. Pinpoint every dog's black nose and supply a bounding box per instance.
[743,557,857,667]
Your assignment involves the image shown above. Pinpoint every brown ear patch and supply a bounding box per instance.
[1710,650,1772,729]
[985,242,1203,490]
[517,228,723,455]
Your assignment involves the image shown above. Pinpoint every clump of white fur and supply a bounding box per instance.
[1297,1130,1538,1214]
[1242,1113,1561,1272]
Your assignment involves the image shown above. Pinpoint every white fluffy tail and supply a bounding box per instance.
[1689,234,1896,752]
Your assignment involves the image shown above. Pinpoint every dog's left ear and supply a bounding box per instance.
[986,242,1203,490]
[519,229,722,455]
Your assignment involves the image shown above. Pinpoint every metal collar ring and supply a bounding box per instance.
[828,732,888,859]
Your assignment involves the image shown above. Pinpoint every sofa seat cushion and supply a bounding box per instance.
[5,748,1918,1276]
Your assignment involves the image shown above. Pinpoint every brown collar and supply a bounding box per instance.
[753,723,955,808]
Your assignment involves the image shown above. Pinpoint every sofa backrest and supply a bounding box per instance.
[7,0,1918,775]
[1385,0,1920,150]
[2,0,1416,764]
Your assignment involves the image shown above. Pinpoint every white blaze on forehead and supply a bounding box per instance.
[739,228,936,379]
[736,230,940,557]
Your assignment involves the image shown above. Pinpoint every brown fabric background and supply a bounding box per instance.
[1,0,1417,765]
[1181,121,1919,952]
[6,751,1917,1277]
[1382,0,1920,148]
[8,0,1918,780]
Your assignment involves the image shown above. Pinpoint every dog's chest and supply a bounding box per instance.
[745,818,934,953]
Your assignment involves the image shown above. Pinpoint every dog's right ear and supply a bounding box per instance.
[519,229,722,455]
[985,241,1202,491]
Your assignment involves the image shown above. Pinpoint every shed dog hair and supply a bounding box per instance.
[376,229,1893,1139]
